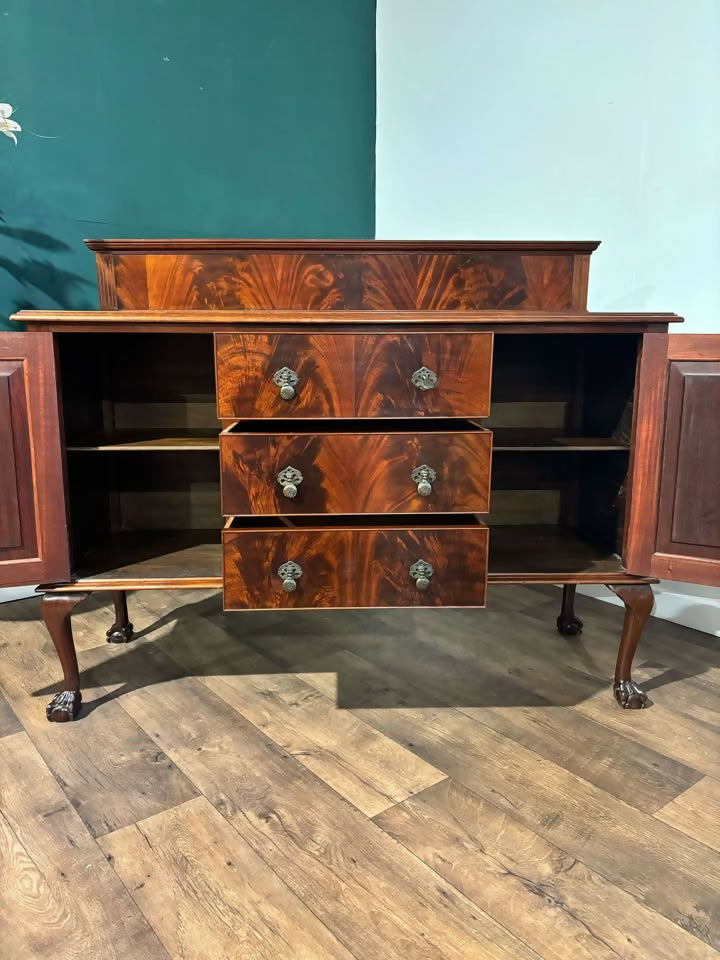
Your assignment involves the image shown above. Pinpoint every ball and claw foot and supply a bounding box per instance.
[557,614,583,636]
[106,622,134,644]
[613,679,648,710]
[46,689,82,722]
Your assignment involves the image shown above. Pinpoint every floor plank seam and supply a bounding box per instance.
[358,718,720,953]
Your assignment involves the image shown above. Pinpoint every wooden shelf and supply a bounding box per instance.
[66,430,220,452]
[492,430,627,451]
[72,530,222,587]
[487,525,629,581]
[65,427,627,452]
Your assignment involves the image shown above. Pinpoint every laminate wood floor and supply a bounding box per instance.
[1,586,719,960]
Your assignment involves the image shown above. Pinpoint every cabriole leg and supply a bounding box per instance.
[107,590,134,644]
[557,583,583,636]
[607,583,654,709]
[41,592,88,722]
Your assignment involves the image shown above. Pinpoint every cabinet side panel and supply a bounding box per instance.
[623,333,669,575]
[114,255,150,308]
[95,253,119,309]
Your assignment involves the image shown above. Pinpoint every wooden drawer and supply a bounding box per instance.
[223,518,489,609]
[220,420,492,516]
[215,332,493,419]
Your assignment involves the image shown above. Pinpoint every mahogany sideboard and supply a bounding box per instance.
[2,239,719,722]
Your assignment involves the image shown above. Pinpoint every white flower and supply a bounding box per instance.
[0,103,21,145]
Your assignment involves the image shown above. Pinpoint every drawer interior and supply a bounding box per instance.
[221,417,487,434]
[224,514,488,530]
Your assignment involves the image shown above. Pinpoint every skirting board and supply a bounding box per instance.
[0,586,37,604]
[576,581,720,638]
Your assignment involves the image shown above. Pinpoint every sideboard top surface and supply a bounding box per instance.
[85,238,602,253]
[15,309,683,333]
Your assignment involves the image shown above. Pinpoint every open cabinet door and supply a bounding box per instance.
[0,333,70,588]
[625,333,720,586]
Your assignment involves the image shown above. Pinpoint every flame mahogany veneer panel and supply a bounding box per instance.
[107,250,579,311]
[223,524,489,609]
[215,333,493,419]
[220,430,492,516]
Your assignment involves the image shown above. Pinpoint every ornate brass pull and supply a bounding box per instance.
[411,464,437,497]
[278,561,302,592]
[409,559,434,591]
[411,366,438,391]
[277,466,303,499]
[273,366,299,401]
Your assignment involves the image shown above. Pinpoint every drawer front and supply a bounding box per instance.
[220,430,492,516]
[215,332,493,419]
[223,524,488,609]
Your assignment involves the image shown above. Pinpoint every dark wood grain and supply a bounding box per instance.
[0,334,70,588]
[220,428,492,516]
[656,361,720,557]
[223,523,488,610]
[41,592,87,722]
[215,332,493,419]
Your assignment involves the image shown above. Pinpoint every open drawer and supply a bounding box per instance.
[219,419,492,516]
[222,515,489,609]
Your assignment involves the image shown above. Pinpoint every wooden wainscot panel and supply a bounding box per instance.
[220,428,492,516]
[223,523,489,609]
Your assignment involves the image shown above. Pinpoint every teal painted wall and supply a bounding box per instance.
[0,0,376,328]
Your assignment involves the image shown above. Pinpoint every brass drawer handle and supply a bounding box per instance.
[273,366,299,401]
[411,366,438,391]
[277,466,303,499]
[411,464,437,497]
[410,559,434,591]
[278,561,303,593]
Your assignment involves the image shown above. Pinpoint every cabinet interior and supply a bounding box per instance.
[58,331,639,582]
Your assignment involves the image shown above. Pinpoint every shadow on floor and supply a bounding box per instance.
[4,588,718,717]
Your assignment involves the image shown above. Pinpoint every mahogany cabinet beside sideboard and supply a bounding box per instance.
[1,239,719,723]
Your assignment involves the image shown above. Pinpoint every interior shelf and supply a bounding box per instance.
[65,427,627,452]
[66,429,221,451]
[73,530,222,584]
[491,429,627,451]
[487,524,626,578]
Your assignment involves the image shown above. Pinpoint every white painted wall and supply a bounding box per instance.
[376,0,720,330]
[377,0,720,633]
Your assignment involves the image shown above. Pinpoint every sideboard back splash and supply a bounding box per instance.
[87,240,596,311]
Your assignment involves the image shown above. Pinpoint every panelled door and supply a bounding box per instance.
[625,333,720,585]
[0,333,70,587]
